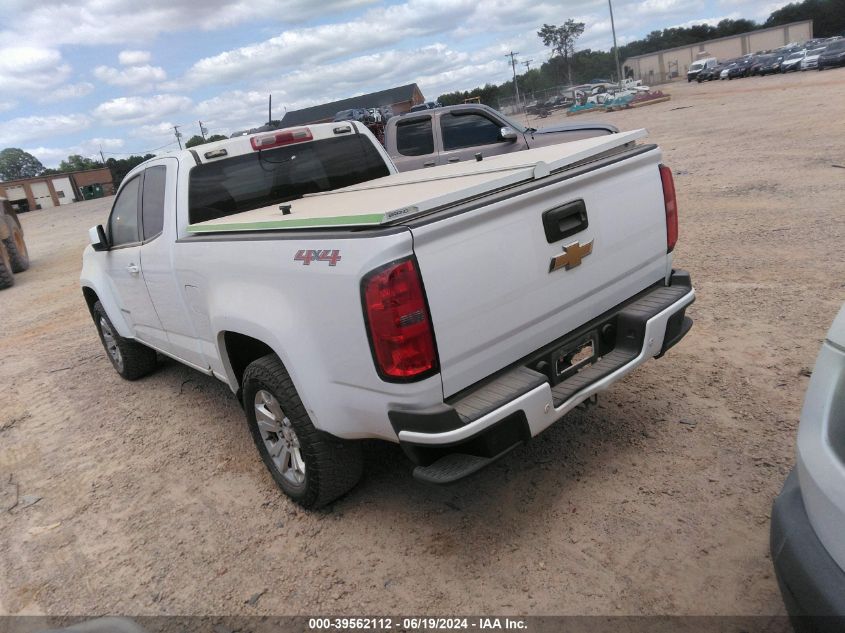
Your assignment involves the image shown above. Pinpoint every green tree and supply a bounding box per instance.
[184,135,205,148]
[105,154,155,188]
[538,20,586,84]
[765,0,845,38]
[58,154,103,172]
[185,133,229,148]
[0,148,45,181]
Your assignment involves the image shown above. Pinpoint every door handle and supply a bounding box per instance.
[127,263,140,275]
[448,157,460,163]
[423,161,436,167]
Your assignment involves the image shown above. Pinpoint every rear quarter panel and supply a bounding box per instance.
[172,229,444,441]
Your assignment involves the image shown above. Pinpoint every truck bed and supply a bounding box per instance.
[186,129,647,233]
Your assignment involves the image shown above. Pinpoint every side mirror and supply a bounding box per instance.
[500,126,518,141]
[89,225,109,252]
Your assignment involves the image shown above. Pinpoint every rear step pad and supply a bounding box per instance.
[413,443,523,484]
[549,348,636,406]
[452,366,547,424]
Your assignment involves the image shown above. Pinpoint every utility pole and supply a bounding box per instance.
[198,120,208,140]
[522,59,533,73]
[98,144,105,165]
[505,51,521,112]
[608,0,624,88]
[173,125,183,150]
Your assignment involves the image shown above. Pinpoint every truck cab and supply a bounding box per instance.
[383,104,617,172]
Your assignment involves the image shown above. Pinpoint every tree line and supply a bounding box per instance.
[438,0,843,107]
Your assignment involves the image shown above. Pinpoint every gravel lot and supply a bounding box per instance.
[1,69,844,618]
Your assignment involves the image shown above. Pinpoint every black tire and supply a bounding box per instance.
[92,300,157,380]
[3,216,29,272]
[242,353,363,508]
[0,242,14,289]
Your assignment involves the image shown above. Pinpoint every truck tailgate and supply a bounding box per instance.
[409,146,670,398]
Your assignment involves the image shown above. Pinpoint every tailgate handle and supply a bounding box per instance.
[542,199,589,243]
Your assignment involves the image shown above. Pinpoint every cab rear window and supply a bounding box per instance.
[188,134,390,225]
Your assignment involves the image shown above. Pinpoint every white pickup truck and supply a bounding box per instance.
[81,121,695,508]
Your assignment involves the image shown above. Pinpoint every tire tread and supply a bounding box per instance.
[93,301,157,380]
[3,216,29,273]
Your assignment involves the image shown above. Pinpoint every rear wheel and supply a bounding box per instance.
[3,216,29,272]
[92,301,157,380]
[242,353,363,508]
[0,242,14,289]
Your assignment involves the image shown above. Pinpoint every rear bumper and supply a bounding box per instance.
[391,271,695,481]
[771,469,845,627]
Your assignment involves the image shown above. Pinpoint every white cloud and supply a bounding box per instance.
[0,100,16,113]
[93,64,167,91]
[180,0,480,88]
[118,50,151,65]
[0,0,380,46]
[0,114,91,146]
[23,138,125,167]
[0,46,71,93]
[93,95,193,126]
[39,82,95,104]
[194,91,270,133]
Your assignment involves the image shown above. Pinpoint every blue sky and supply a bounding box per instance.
[0,0,788,167]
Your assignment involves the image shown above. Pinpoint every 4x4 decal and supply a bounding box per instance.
[294,249,342,266]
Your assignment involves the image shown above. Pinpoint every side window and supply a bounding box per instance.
[396,117,434,156]
[141,166,166,240]
[442,113,502,150]
[108,176,141,247]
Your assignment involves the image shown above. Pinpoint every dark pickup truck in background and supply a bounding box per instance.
[382,104,617,171]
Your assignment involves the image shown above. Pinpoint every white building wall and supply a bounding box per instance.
[50,176,75,205]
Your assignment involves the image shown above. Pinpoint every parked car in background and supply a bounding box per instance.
[771,303,845,625]
[818,39,845,70]
[687,57,717,81]
[781,50,806,72]
[758,55,785,75]
[720,62,738,79]
[333,108,372,123]
[801,47,827,70]
[727,58,754,79]
[409,101,441,112]
[697,63,723,81]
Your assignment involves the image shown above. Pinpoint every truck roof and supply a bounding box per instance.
[186,129,647,233]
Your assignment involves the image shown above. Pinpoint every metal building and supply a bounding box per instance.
[624,20,814,83]
[280,83,426,127]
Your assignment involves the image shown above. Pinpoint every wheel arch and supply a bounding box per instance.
[218,330,277,395]
[80,282,132,337]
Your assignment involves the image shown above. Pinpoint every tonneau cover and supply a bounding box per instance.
[186,129,647,233]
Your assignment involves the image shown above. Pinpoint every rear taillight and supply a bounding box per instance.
[362,257,438,381]
[250,127,313,150]
[659,164,678,253]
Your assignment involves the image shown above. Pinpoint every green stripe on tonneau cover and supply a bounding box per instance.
[186,213,386,232]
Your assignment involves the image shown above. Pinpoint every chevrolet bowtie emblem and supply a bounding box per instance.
[549,240,594,272]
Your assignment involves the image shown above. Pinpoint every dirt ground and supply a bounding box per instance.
[1,69,844,619]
